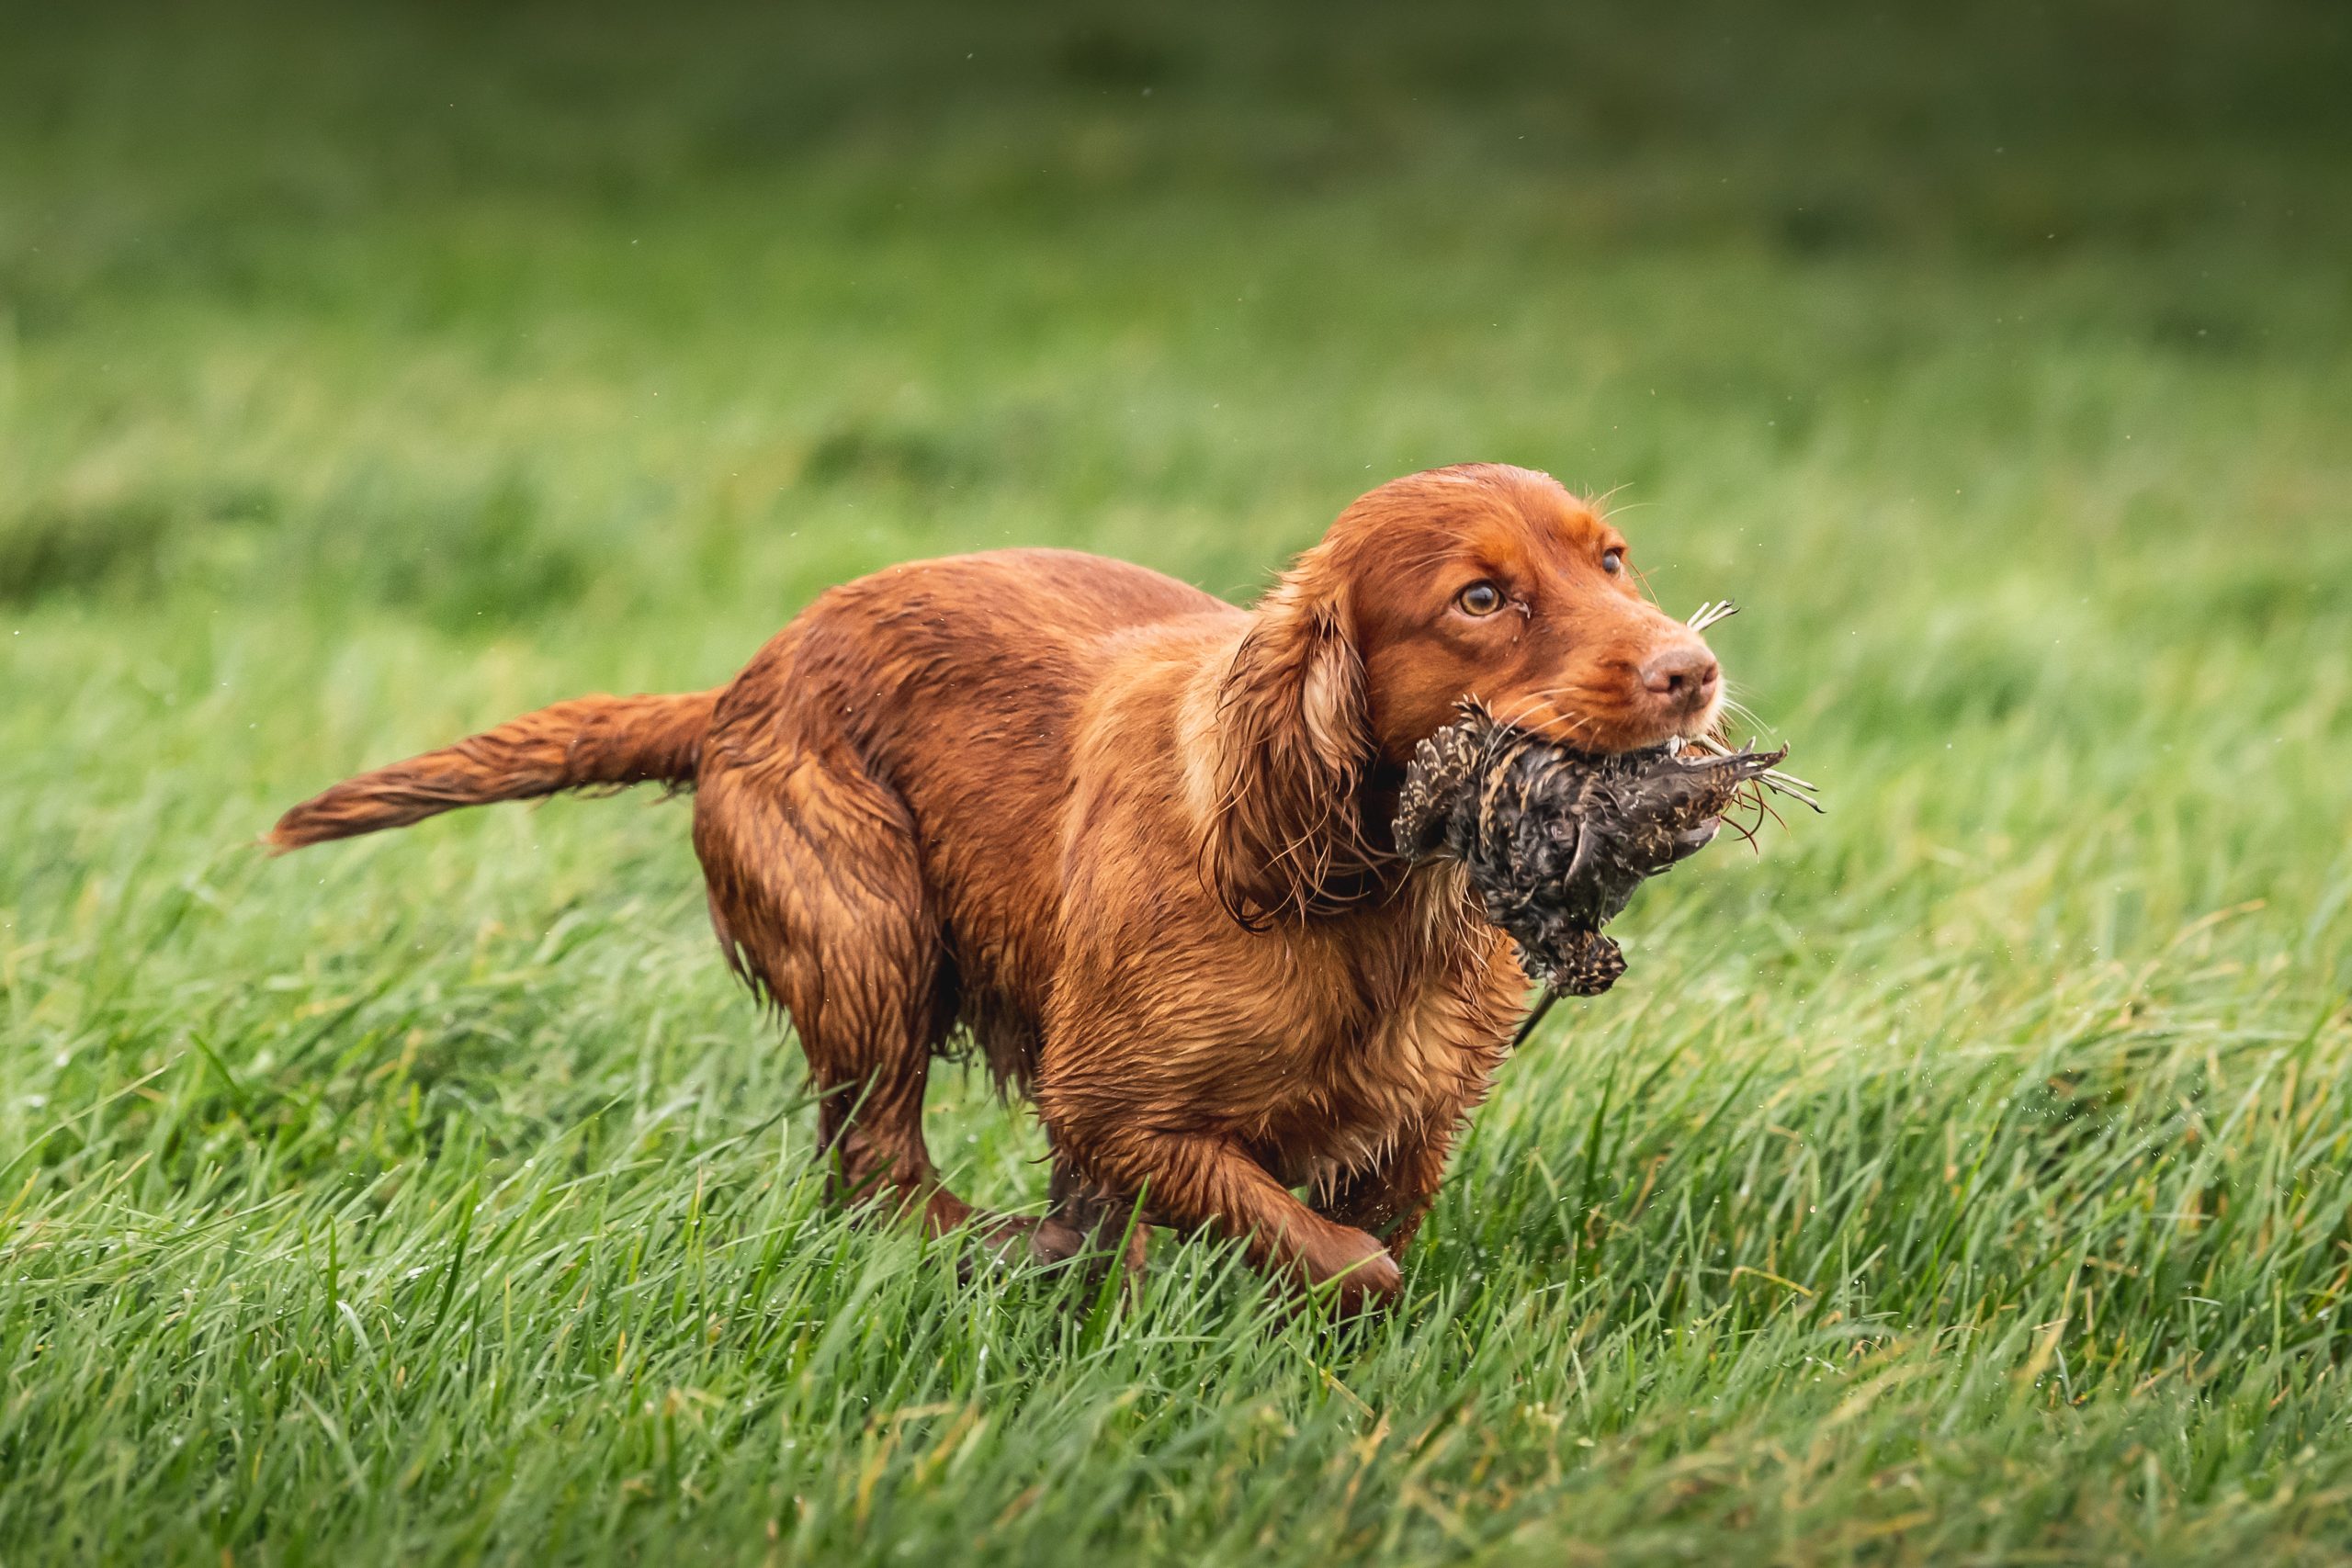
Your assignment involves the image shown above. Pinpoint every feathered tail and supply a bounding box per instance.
[268,689,719,851]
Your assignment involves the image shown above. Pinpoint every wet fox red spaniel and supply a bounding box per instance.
[273,464,1724,1308]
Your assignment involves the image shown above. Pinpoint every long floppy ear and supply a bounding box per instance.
[1204,548,1378,928]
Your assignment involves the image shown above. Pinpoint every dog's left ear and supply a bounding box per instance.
[1204,547,1376,928]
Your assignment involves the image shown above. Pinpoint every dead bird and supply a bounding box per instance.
[1393,703,1804,999]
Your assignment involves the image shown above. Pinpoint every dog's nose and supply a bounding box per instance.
[1641,646,1720,711]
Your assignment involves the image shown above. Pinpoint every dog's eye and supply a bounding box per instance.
[1455,581,1503,616]
[1601,548,1626,576]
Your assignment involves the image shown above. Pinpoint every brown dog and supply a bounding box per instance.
[271,464,1723,1309]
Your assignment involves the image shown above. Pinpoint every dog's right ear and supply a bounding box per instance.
[1202,547,1377,928]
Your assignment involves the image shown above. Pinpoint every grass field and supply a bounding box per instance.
[4,2,2351,1562]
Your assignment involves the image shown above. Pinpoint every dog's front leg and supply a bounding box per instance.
[1049,1119,1401,1311]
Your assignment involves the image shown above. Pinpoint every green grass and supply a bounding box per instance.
[5,1,2352,1562]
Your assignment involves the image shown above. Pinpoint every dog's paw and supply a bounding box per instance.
[1298,1224,1403,1314]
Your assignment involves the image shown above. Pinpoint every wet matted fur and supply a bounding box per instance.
[271,465,1728,1310]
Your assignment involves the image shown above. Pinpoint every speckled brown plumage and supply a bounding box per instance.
[1394,704,1788,997]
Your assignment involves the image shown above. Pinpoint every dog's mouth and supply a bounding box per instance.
[1514,707,1714,758]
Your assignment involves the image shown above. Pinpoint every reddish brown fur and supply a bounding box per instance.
[268,692,716,849]
[271,465,1722,1308]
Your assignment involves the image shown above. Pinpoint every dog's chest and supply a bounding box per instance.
[1250,895,1521,1177]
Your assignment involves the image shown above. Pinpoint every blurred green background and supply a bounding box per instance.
[4,2,2349,1563]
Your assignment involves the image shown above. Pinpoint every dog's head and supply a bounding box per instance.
[1208,464,1723,926]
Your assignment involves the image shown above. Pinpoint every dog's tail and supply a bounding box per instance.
[267,689,721,852]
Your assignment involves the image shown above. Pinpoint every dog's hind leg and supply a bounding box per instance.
[694,733,968,1233]
[1316,1123,1455,1260]
[1030,1153,1150,1277]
